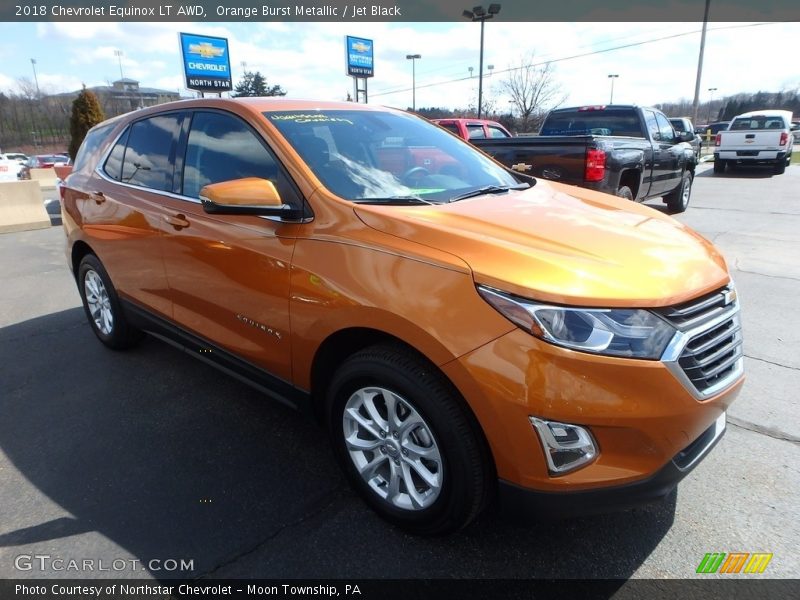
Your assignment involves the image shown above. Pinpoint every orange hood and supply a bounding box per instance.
[353,180,730,308]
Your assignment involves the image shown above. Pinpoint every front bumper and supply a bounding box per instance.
[498,413,726,519]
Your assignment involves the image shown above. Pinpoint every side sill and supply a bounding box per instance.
[121,299,313,416]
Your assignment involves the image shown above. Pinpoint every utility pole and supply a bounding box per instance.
[30,58,40,97]
[691,0,711,126]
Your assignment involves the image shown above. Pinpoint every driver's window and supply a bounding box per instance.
[182,111,279,200]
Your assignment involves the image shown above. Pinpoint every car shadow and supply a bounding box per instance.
[695,166,775,179]
[0,308,676,581]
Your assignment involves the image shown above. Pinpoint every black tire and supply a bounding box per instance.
[664,171,693,214]
[616,185,634,201]
[774,160,786,175]
[77,254,143,350]
[327,344,494,535]
[713,159,725,174]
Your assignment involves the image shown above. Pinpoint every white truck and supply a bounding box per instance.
[714,109,794,175]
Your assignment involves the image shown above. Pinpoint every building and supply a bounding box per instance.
[49,78,182,117]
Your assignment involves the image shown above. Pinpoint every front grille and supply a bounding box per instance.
[656,286,743,395]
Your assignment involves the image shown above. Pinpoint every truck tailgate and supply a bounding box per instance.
[720,131,783,150]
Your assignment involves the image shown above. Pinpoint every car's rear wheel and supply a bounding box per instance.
[664,171,693,213]
[774,159,786,175]
[77,254,143,350]
[327,344,493,535]
[713,159,726,174]
[616,186,634,201]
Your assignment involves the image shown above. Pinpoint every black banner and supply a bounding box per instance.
[4,0,800,22]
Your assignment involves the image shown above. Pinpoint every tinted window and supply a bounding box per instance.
[74,123,114,173]
[541,109,643,137]
[104,128,129,181]
[730,116,786,130]
[467,124,486,139]
[643,110,660,140]
[121,114,181,191]
[182,111,280,199]
[438,123,459,135]
[488,126,510,138]
[655,113,675,142]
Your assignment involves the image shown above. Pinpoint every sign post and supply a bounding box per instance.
[345,36,374,103]
[179,32,232,97]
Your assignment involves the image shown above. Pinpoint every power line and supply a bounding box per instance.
[370,22,779,99]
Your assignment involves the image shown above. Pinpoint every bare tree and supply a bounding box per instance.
[502,53,565,132]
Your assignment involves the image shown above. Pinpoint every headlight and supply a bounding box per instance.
[478,285,675,359]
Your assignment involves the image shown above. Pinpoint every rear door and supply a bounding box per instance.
[74,114,180,319]
[653,112,683,194]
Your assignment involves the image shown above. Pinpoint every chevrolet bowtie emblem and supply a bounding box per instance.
[188,42,224,59]
[511,163,532,172]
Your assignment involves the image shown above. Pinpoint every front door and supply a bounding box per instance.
[158,109,304,382]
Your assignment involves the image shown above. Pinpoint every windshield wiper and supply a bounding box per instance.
[353,196,435,206]
[448,183,530,203]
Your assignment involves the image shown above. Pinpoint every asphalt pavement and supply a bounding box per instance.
[0,163,798,582]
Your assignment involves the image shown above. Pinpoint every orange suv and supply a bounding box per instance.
[61,99,744,534]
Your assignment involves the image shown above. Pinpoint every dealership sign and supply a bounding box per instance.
[345,36,374,78]
[179,32,232,93]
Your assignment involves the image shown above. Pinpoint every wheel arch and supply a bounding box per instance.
[308,325,498,479]
[70,240,96,280]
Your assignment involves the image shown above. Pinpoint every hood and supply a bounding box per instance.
[354,180,730,308]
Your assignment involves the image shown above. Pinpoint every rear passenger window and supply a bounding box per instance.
[467,125,486,139]
[488,126,509,138]
[73,122,114,173]
[121,114,181,191]
[104,128,129,181]
[181,111,279,199]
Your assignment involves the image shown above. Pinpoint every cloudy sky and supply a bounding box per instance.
[0,21,798,112]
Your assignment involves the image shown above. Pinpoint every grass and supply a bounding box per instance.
[792,152,799,165]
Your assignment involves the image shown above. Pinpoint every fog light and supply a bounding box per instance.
[530,417,598,475]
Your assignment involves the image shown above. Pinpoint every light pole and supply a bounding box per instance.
[706,87,717,123]
[463,3,501,119]
[608,74,619,104]
[30,58,40,97]
[114,49,124,79]
[406,54,421,111]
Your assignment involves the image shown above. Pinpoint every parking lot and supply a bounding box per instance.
[0,162,798,581]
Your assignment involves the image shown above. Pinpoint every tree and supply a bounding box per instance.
[232,71,286,97]
[68,86,105,160]
[501,53,565,133]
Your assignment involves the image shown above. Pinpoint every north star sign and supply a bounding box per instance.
[180,32,232,93]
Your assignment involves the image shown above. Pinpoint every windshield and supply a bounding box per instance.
[265,109,524,203]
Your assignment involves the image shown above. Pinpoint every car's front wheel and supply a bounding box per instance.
[77,254,143,350]
[664,171,693,213]
[327,344,494,535]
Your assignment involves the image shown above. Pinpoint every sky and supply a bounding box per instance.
[0,21,798,113]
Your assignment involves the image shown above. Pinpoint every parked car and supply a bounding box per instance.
[669,117,702,158]
[714,110,794,174]
[4,152,28,165]
[432,117,512,140]
[0,154,20,182]
[791,121,800,144]
[19,154,71,179]
[470,104,697,213]
[62,98,742,534]
[695,121,730,141]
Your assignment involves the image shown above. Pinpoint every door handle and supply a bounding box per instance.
[163,214,190,230]
[90,191,105,205]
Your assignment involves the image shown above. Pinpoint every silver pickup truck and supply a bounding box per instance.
[714,110,794,175]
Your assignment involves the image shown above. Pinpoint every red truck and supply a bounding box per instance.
[432,118,512,140]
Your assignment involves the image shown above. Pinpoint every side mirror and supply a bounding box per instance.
[199,177,302,219]
[680,131,695,143]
